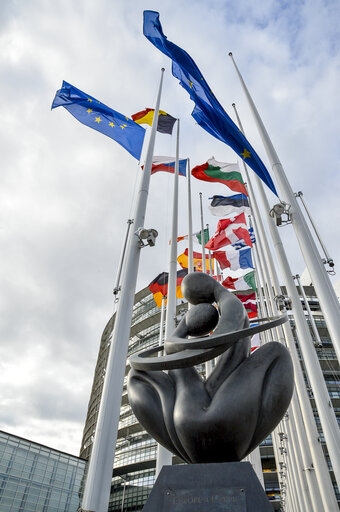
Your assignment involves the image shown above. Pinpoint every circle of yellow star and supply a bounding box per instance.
[109,122,115,128]
[94,117,102,123]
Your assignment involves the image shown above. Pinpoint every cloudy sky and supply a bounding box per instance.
[1,0,339,456]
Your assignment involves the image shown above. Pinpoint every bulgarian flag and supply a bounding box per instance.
[177,248,214,273]
[148,268,188,308]
[205,213,252,251]
[132,108,177,134]
[222,271,256,291]
[191,158,248,196]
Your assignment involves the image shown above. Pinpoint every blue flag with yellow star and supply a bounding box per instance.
[51,81,145,160]
[143,11,277,196]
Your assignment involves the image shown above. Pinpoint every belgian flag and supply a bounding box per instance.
[132,108,176,135]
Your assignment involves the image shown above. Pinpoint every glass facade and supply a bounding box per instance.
[80,284,340,511]
[0,431,86,512]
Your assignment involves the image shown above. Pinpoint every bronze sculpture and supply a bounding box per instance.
[128,272,293,464]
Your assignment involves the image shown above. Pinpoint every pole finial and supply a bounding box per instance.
[161,67,165,72]
[228,52,233,57]
[232,103,236,107]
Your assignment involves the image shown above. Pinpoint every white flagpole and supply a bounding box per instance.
[229,52,340,365]
[155,118,181,476]
[80,68,165,512]
[199,192,207,273]
[207,225,213,276]
[187,158,194,274]
[198,194,212,376]
[231,100,337,509]
[230,53,340,494]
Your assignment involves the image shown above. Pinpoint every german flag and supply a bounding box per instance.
[132,108,176,135]
[148,268,188,307]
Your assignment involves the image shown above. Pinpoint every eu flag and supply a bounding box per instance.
[52,81,145,160]
[143,11,277,196]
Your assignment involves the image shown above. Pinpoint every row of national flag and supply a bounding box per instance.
[51,10,271,326]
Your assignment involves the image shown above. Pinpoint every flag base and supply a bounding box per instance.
[142,461,273,511]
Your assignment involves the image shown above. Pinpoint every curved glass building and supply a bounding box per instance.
[80,284,340,511]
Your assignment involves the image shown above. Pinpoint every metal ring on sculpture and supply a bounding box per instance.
[129,313,288,371]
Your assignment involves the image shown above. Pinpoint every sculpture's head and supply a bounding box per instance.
[185,303,219,336]
[181,272,216,305]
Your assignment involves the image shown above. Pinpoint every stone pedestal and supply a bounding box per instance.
[142,462,273,511]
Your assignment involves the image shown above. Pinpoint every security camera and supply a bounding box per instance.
[136,228,158,247]
[269,203,285,226]
[146,229,158,247]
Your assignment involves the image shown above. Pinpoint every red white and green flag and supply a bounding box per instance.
[222,271,256,291]
[191,158,248,196]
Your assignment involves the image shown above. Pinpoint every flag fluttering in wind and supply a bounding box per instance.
[148,269,188,307]
[209,194,250,217]
[148,156,187,176]
[250,331,260,352]
[143,10,277,196]
[236,292,257,318]
[176,228,208,244]
[211,251,231,270]
[132,108,177,134]
[192,159,248,196]
[177,249,214,272]
[227,247,254,271]
[232,227,256,250]
[205,213,252,251]
[196,228,210,245]
[222,271,256,291]
[52,81,145,160]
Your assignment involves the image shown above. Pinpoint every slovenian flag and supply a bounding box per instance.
[192,158,247,196]
[205,213,252,251]
[209,194,250,217]
[222,271,256,291]
[149,156,187,176]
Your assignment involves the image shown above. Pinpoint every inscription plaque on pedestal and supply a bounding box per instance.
[142,462,273,511]
[163,487,246,511]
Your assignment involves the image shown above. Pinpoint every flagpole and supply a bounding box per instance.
[231,101,337,509]
[155,118,181,476]
[229,52,340,365]
[199,192,207,273]
[113,219,134,300]
[206,224,213,276]
[187,158,194,274]
[80,68,165,512]
[295,191,334,272]
[230,53,340,494]
[199,193,213,376]
[155,294,171,475]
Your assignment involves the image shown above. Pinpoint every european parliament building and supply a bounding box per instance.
[80,284,340,511]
